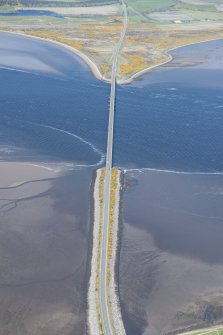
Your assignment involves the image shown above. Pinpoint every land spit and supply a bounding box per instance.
[1,31,223,85]
[87,167,125,335]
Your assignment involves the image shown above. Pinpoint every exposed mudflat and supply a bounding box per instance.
[120,170,223,335]
[0,163,92,335]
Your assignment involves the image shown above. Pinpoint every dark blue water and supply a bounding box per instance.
[0,68,109,165]
[0,10,63,18]
[115,82,223,171]
[0,32,110,165]
[0,33,223,171]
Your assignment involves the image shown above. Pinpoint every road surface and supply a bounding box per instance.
[99,0,128,334]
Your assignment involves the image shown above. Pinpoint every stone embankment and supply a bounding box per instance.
[87,168,125,335]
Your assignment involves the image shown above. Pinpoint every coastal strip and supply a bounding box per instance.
[87,168,125,335]
[118,37,223,85]
[0,31,222,85]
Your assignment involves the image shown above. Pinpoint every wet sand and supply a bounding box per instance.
[120,170,223,335]
[0,162,60,186]
[0,162,92,335]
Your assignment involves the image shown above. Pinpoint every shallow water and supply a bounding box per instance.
[120,170,223,335]
[1,32,223,334]
[0,166,92,335]
[0,10,63,18]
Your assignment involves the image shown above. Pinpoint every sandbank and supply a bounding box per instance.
[0,162,60,188]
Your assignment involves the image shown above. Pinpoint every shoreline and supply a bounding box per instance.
[0,30,222,85]
[119,36,223,85]
[0,30,109,83]
[84,168,97,335]
[87,168,102,335]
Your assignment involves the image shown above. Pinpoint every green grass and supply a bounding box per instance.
[125,0,175,14]
[191,328,223,335]
[175,3,217,12]
[183,9,223,21]
[128,14,145,23]
[0,12,109,24]
[0,4,16,12]
[125,0,223,23]
[0,14,63,23]
[172,0,223,22]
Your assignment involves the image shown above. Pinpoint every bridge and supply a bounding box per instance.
[99,0,128,334]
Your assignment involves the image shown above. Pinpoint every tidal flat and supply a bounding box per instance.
[0,162,92,335]
[120,170,223,335]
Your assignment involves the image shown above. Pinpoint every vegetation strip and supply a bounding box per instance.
[107,168,126,334]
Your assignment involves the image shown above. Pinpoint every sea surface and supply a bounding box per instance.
[0,32,223,335]
[1,34,223,172]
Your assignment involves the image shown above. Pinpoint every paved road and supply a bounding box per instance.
[99,0,128,334]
